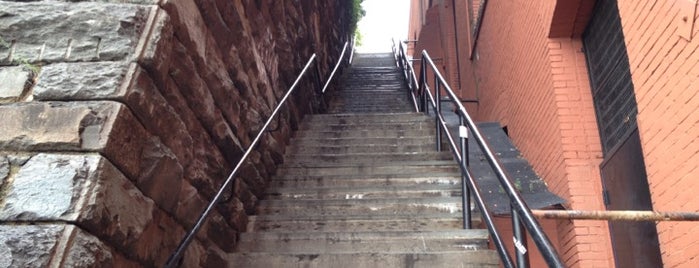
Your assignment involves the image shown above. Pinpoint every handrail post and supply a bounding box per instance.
[420,57,428,114]
[512,207,530,268]
[460,116,472,229]
[313,60,325,112]
[434,76,442,152]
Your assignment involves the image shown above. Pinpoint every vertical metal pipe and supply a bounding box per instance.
[421,56,429,114]
[434,77,442,152]
[460,117,471,229]
[512,207,530,268]
[313,61,324,112]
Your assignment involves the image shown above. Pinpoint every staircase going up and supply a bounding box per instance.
[229,53,499,267]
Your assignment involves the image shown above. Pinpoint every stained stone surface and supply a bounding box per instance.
[0,224,139,268]
[34,62,129,100]
[0,66,30,102]
[0,0,353,266]
[0,2,149,64]
[0,154,100,220]
[0,225,62,267]
[0,156,8,183]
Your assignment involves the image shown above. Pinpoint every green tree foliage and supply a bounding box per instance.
[349,0,366,40]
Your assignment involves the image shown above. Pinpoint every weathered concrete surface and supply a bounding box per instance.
[230,62,499,267]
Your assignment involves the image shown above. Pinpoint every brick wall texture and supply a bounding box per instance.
[409,0,698,267]
[0,0,351,266]
[617,1,699,267]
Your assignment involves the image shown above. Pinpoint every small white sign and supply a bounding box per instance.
[513,236,528,255]
[459,126,468,138]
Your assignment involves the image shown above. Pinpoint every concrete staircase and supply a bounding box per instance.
[228,53,499,267]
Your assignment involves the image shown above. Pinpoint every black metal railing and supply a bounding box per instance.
[392,39,420,112]
[394,41,564,268]
[164,40,351,267]
[321,42,350,93]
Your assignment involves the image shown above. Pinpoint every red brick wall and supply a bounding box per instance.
[408,0,616,267]
[410,0,699,267]
[617,0,699,267]
[473,1,613,266]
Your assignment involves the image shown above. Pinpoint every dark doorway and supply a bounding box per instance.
[600,128,662,267]
[582,0,663,267]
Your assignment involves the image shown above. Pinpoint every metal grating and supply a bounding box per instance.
[582,0,638,154]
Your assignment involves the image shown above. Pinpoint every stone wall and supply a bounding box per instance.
[0,0,351,266]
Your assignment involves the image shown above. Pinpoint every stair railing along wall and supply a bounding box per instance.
[166,41,352,267]
[393,41,564,268]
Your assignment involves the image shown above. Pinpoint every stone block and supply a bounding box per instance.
[0,154,147,248]
[34,62,129,100]
[175,176,243,252]
[179,239,228,268]
[133,208,185,266]
[0,153,188,266]
[0,66,31,103]
[136,136,183,214]
[0,2,151,63]
[181,239,207,268]
[0,101,114,152]
[169,41,245,165]
[0,101,142,177]
[60,226,142,268]
[34,62,194,166]
[0,224,139,267]
[162,0,250,147]
[0,156,8,183]
[138,8,174,88]
[160,76,229,199]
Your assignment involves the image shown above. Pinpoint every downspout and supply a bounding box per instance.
[451,0,462,90]
[470,0,488,59]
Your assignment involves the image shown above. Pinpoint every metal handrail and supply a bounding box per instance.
[349,35,356,65]
[322,42,349,93]
[164,36,354,266]
[395,41,420,112]
[164,54,320,267]
[394,43,565,267]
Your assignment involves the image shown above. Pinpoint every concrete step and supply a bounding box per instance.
[327,103,412,110]
[277,160,458,173]
[246,213,478,232]
[284,152,454,165]
[294,129,432,139]
[236,230,489,253]
[334,88,408,93]
[328,108,413,114]
[230,54,500,268]
[305,112,425,123]
[270,173,462,188]
[301,120,432,128]
[298,120,431,131]
[286,144,436,154]
[264,184,461,200]
[256,197,466,216]
[329,99,411,105]
[228,251,499,268]
[291,137,438,147]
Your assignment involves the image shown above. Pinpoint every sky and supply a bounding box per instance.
[355,0,410,53]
